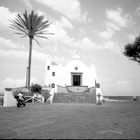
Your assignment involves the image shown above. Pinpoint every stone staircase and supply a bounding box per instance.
[53,90,96,104]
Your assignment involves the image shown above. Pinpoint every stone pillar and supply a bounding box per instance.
[96,88,103,105]
[49,88,55,104]
[3,88,17,107]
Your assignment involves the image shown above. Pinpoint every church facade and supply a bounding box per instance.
[43,52,101,94]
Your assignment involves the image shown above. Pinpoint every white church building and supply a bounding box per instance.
[3,51,103,107]
[43,51,102,96]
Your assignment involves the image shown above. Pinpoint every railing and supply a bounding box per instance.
[24,95,44,103]
[24,88,55,103]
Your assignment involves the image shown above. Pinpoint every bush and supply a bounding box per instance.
[31,84,42,94]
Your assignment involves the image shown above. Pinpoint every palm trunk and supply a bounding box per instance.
[27,37,33,94]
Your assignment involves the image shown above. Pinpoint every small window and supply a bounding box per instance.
[52,72,55,76]
[47,66,50,70]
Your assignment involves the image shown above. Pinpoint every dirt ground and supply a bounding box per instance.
[0,101,140,139]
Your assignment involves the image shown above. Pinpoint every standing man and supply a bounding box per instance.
[96,83,103,105]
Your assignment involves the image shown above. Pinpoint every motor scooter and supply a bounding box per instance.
[15,95,26,107]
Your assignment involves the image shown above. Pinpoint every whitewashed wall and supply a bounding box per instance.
[44,56,99,93]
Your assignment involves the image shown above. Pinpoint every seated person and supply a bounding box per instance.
[18,92,24,100]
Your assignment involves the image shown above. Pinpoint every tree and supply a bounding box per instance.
[10,10,53,94]
[31,84,42,94]
[123,34,140,64]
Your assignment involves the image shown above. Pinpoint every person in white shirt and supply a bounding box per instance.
[18,92,24,100]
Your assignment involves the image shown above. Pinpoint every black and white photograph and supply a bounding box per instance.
[0,0,140,139]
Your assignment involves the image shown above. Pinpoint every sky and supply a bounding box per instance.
[0,0,140,96]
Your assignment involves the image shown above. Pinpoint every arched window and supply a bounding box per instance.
[47,66,50,70]
[52,72,55,76]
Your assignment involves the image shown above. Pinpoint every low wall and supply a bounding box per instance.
[67,86,88,93]
[89,86,96,94]
[53,92,96,103]
[3,88,17,107]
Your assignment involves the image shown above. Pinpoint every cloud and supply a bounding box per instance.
[21,0,33,9]
[0,49,47,61]
[103,40,117,49]
[106,8,132,28]
[60,16,73,29]
[2,78,26,88]
[127,34,136,43]
[47,17,73,45]
[32,50,48,61]
[35,10,97,51]
[135,7,140,16]
[0,49,27,59]
[73,37,99,50]
[49,22,100,50]
[0,37,25,49]
[102,40,121,53]
[98,7,134,40]
[81,11,93,23]
[0,37,48,61]
[1,77,38,89]
[36,10,73,45]
[47,17,99,50]
[106,22,120,31]
[0,6,16,29]
[36,0,82,21]
[98,28,114,40]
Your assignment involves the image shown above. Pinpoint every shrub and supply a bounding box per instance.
[31,84,42,94]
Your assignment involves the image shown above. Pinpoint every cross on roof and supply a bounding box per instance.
[97,93,101,99]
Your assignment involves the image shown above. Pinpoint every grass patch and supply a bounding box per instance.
[0,102,140,139]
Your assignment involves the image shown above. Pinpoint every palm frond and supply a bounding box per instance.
[35,35,48,39]
[36,21,52,33]
[10,24,28,36]
[23,10,30,30]
[11,21,27,34]
[17,14,29,30]
[10,10,53,46]
[14,32,26,37]
[34,31,54,36]
[34,16,45,31]
[33,38,41,47]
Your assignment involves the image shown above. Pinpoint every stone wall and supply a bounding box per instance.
[53,92,96,103]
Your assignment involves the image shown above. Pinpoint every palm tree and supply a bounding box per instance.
[10,10,53,94]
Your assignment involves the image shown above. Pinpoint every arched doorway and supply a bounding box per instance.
[71,72,82,86]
